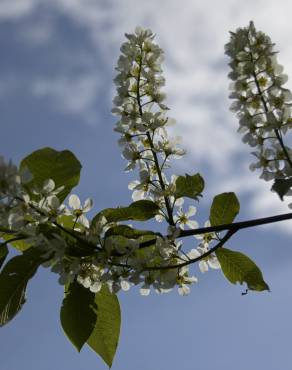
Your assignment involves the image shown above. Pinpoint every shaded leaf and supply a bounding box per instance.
[210,192,240,226]
[20,147,82,202]
[0,234,31,252]
[0,244,8,269]
[271,177,292,200]
[216,248,269,292]
[87,285,121,368]
[105,225,159,239]
[60,281,97,352]
[0,248,44,326]
[175,173,204,200]
[93,200,159,224]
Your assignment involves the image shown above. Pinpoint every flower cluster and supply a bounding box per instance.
[112,27,186,221]
[226,21,292,184]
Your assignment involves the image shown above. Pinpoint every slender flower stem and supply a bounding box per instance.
[248,32,292,169]
[136,44,175,225]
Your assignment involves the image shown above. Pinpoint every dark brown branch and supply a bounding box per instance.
[179,211,292,237]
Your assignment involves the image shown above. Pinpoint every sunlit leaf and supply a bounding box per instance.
[175,173,204,200]
[93,200,159,225]
[105,225,159,239]
[60,281,97,352]
[210,192,240,226]
[20,147,82,202]
[87,285,121,368]
[216,247,269,292]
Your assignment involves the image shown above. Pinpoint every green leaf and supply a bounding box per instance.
[271,177,292,200]
[57,215,85,232]
[0,248,44,326]
[0,244,8,269]
[87,285,121,368]
[60,281,97,352]
[216,248,269,292]
[93,200,160,224]
[175,173,204,200]
[20,147,82,202]
[210,192,240,226]
[0,234,31,252]
[105,225,159,239]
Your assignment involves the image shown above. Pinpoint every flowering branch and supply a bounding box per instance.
[1,22,292,367]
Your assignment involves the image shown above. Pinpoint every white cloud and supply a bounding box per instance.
[0,0,39,19]
[33,74,101,124]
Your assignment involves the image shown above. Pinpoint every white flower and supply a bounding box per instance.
[128,169,152,200]
[68,194,93,228]
[120,279,131,291]
[174,206,198,229]
[194,220,216,247]
[187,242,221,273]
[197,245,221,273]
[178,284,191,296]
[40,195,67,219]
[33,179,64,198]
[177,266,198,296]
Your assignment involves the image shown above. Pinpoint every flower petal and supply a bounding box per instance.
[178,284,190,296]
[186,206,197,217]
[187,248,201,259]
[69,194,81,209]
[47,195,60,209]
[187,220,199,229]
[83,198,93,213]
[208,256,221,269]
[199,260,209,273]
[78,214,90,228]
[43,179,55,193]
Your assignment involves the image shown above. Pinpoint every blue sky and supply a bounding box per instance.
[1,1,292,369]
